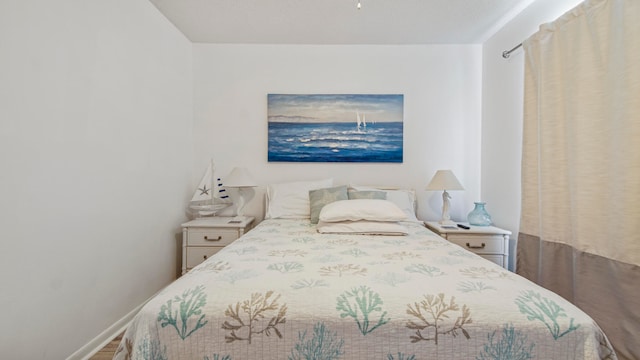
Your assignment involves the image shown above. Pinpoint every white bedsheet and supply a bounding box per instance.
[115,219,616,360]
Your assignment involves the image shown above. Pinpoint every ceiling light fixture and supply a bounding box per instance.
[357,0,362,10]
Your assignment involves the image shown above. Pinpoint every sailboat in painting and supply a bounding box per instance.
[356,111,367,131]
[188,161,232,217]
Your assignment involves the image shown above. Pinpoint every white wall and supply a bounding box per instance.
[0,1,193,358]
[481,0,585,270]
[193,44,483,223]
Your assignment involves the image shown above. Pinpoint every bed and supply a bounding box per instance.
[114,180,616,360]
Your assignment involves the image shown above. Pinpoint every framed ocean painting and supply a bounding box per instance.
[267,94,404,163]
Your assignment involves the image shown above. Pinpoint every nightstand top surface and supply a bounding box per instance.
[425,221,511,235]
[182,216,255,228]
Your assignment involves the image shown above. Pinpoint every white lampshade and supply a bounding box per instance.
[425,170,464,191]
[224,167,257,188]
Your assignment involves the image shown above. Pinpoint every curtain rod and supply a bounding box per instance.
[502,42,523,58]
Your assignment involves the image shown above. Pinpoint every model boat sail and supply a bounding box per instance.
[188,161,232,217]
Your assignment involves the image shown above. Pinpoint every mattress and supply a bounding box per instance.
[114,219,616,359]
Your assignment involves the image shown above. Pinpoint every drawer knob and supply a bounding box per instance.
[466,242,486,249]
[204,235,222,241]
[203,255,208,260]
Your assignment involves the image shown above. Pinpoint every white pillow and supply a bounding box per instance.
[317,220,408,236]
[319,199,408,223]
[349,185,420,222]
[265,178,333,219]
[309,185,348,224]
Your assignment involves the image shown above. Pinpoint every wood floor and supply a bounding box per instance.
[89,332,123,360]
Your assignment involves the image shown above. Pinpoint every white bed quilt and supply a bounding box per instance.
[115,219,616,360]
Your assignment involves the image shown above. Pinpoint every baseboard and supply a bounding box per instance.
[66,300,146,360]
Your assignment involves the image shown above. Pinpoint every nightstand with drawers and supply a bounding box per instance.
[181,216,255,274]
[424,221,511,269]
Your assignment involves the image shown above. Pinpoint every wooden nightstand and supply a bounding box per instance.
[181,216,255,274]
[425,221,511,269]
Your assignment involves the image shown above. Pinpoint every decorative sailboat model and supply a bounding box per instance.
[188,161,232,217]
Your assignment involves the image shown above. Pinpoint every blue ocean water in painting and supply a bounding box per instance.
[268,122,403,163]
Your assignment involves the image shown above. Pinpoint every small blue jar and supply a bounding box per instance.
[467,202,492,226]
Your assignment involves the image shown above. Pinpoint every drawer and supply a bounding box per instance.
[480,254,507,268]
[447,235,506,255]
[186,246,224,268]
[187,228,238,246]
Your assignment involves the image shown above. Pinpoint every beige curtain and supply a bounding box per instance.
[518,0,640,359]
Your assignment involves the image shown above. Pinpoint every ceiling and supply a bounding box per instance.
[148,0,534,45]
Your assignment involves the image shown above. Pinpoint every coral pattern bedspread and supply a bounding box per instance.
[115,219,616,360]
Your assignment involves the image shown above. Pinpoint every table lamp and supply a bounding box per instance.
[425,170,464,227]
[224,167,257,218]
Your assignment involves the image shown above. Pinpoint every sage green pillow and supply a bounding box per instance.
[309,185,348,224]
[348,190,387,200]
